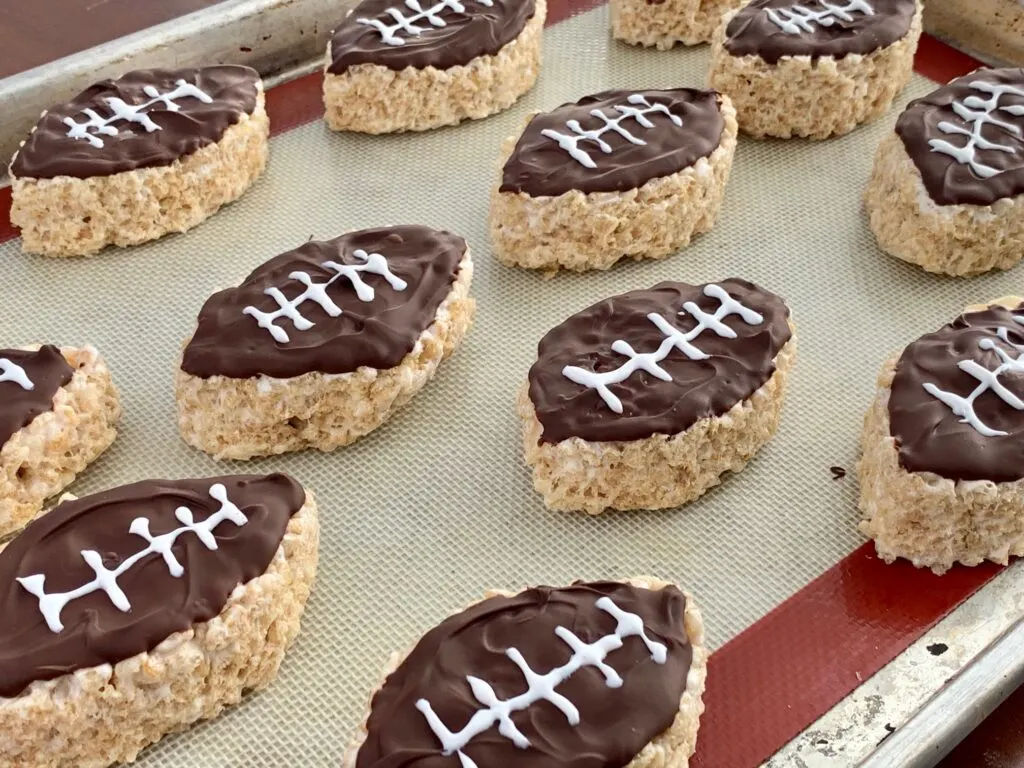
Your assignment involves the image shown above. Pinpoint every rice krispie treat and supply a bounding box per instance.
[520,278,794,513]
[324,0,546,133]
[0,473,318,767]
[343,578,707,768]
[709,0,921,139]
[612,0,747,49]
[0,344,120,538]
[865,67,1024,276]
[9,66,268,258]
[491,88,737,272]
[859,298,1024,573]
[177,225,475,459]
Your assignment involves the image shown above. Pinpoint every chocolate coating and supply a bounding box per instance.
[896,67,1024,207]
[180,225,466,380]
[0,346,73,449]
[499,89,725,198]
[890,304,1024,482]
[354,582,692,768]
[0,474,304,698]
[328,0,536,74]
[528,278,792,444]
[10,65,259,180]
[724,0,916,65]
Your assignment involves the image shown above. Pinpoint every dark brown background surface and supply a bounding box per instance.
[0,0,227,78]
[938,682,1024,768]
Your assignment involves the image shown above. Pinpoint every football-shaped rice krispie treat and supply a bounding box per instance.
[0,345,119,538]
[865,67,1024,276]
[343,578,707,768]
[519,278,794,513]
[177,225,474,459]
[709,0,921,139]
[490,88,737,272]
[324,0,546,133]
[0,473,318,767]
[10,66,267,258]
[859,298,1024,573]
[612,0,747,49]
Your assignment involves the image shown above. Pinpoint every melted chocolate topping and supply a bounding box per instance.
[0,346,73,449]
[896,67,1024,207]
[528,278,792,444]
[724,0,916,65]
[890,304,1024,482]
[10,65,260,180]
[328,0,536,74]
[499,89,725,198]
[0,474,304,698]
[180,226,466,380]
[354,582,692,768]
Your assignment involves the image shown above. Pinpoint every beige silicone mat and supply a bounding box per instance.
[0,6,1015,765]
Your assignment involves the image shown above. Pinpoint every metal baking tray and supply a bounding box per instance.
[0,3,1020,766]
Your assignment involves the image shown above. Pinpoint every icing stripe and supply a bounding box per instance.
[0,358,34,390]
[415,596,667,766]
[766,0,875,35]
[17,483,248,633]
[63,80,213,149]
[540,94,684,169]
[356,0,496,47]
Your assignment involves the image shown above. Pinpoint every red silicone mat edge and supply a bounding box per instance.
[0,12,995,768]
[693,546,999,766]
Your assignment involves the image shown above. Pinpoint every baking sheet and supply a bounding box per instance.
[0,6,1017,765]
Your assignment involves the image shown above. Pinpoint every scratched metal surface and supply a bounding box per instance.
[923,0,1024,67]
[1,6,1021,766]
[768,562,1024,767]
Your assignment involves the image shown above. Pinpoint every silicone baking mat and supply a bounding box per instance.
[0,6,1005,766]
